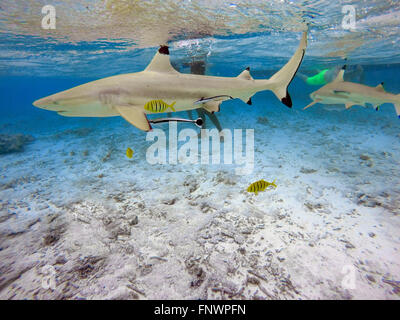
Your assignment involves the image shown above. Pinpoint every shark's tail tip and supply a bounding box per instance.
[281,93,293,108]
[158,45,169,55]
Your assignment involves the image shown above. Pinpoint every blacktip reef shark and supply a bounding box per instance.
[303,66,400,118]
[33,32,308,131]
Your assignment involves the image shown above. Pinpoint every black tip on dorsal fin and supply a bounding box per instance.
[281,91,292,108]
[247,98,252,105]
[246,67,250,71]
[342,65,347,70]
[381,82,384,85]
[159,45,169,55]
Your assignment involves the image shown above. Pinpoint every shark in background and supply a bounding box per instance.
[303,65,400,118]
[33,32,308,131]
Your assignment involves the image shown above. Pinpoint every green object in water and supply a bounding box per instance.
[306,69,329,86]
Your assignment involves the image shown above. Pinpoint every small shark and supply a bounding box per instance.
[33,32,307,131]
[303,66,400,118]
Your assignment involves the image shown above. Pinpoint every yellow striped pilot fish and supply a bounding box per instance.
[126,147,134,159]
[247,179,277,195]
[144,100,176,113]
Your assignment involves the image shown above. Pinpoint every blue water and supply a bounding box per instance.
[1,63,399,135]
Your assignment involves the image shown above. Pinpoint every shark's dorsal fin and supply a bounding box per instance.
[333,65,346,82]
[145,45,179,74]
[376,82,385,92]
[237,67,253,80]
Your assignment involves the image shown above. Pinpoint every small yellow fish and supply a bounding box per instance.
[247,179,277,195]
[126,147,134,159]
[144,100,176,113]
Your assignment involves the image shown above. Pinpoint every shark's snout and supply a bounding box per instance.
[33,97,50,107]
[33,96,61,110]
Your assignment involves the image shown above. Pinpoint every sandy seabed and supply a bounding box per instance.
[0,101,399,300]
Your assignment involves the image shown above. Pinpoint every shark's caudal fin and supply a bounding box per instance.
[269,31,307,108]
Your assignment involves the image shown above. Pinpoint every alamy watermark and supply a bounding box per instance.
[41,5,56,30]
[341,264,356,290]
[146,122,254,175]
[41,265,56,290]
[342,5,356,30]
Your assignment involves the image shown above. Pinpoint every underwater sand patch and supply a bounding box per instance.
[300,167,318,174]
[53,127,94,139]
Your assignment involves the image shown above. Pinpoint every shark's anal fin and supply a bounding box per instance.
[144,45,179,74]
[202,100,221,113]
[114,106,152,131]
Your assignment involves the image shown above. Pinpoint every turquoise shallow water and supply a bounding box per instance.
[0,1,400,300]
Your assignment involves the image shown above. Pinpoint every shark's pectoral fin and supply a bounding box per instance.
[345,103,354,109]
[202,100,221,113]
[303,100,320,110]
[114,106,152,131]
